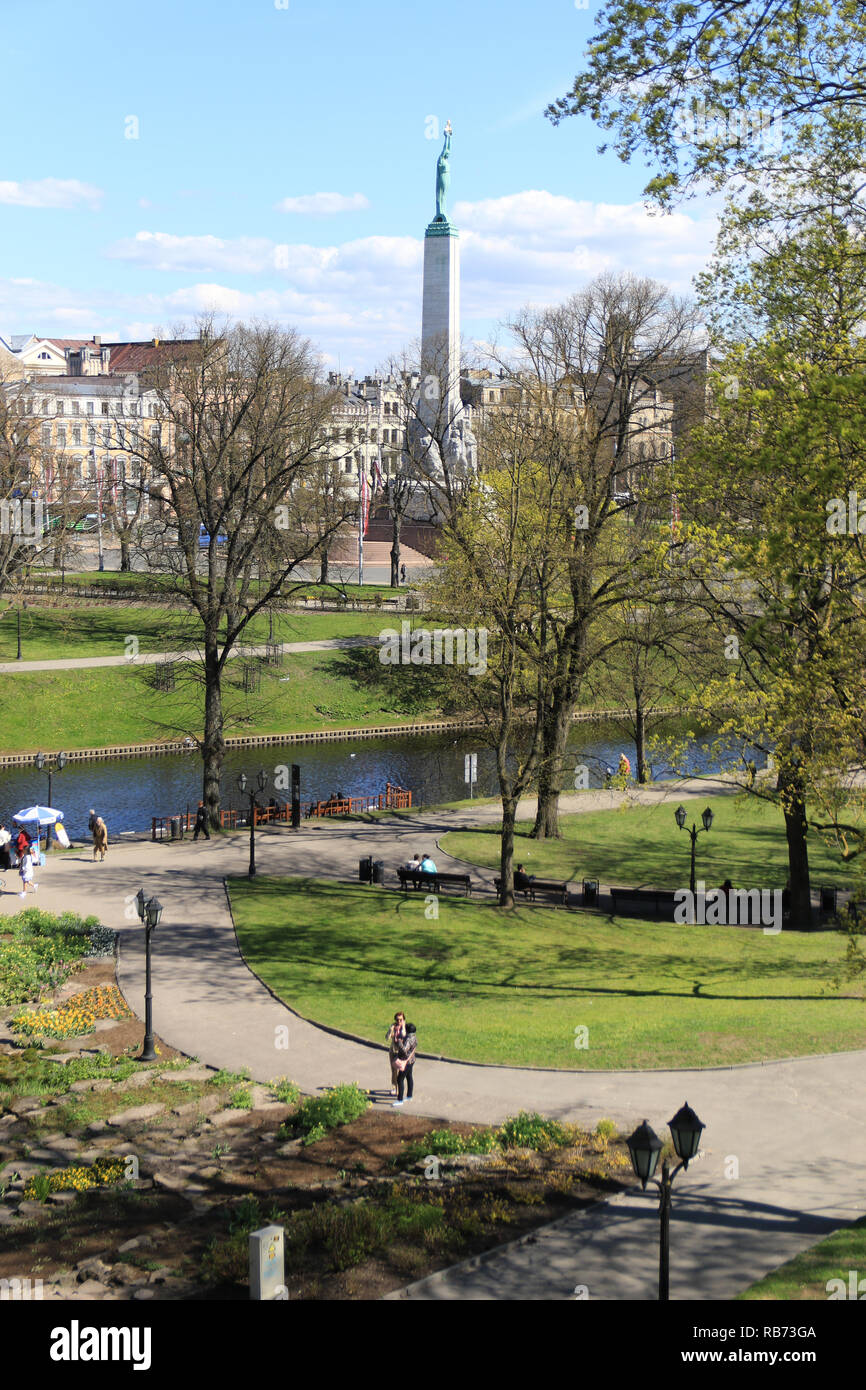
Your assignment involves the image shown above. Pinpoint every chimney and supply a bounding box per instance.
[152,338,160,348]
[93,335,101,347]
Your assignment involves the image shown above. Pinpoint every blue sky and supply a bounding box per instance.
[1,0,717,371]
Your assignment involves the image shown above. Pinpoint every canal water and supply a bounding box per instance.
[0,720,741,839]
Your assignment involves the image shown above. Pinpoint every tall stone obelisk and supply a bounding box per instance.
[421,120,461,429]
[411,121,475,490]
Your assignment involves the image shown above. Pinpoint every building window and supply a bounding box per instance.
[72,426,82,446]
[129,402,138,417]
[57,426,66,448]
[150,425,160,444]
[88,427,96,446]
[42,399,50,413]
[41,424,51,447]
[56,401,65,416]
[101,402,109,415]
[72,456,83,480]
[72,401,80,416]
[102,425,111,447]
[86,401,94,415]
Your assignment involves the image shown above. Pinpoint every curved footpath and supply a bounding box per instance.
[3,781,864,1301]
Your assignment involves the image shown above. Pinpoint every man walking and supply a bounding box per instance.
[193,801,210,840]
[392,1021,417,1108]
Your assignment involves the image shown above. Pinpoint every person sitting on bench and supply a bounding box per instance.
[514,863,532,896]
[420,853,437,873]
[405,853,422,872]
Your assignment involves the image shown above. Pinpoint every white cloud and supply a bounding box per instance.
[276,192,370,215]
[4,190,715,371]
[0,178,103,210]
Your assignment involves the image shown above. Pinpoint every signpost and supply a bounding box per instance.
[464,752,477,798]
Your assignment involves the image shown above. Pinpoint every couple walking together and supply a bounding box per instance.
[386,1012,417,1108]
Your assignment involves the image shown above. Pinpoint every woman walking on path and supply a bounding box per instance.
[392,1021,417,1107]
[92,816,109,862]
[18,847,37,897]
[386,1012,406,1096]
[0,825,11,872]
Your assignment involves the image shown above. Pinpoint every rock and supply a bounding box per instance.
[48,1191,77,1206]
[250,1102,293,1121]
[276,1139,303,1156]
[109,1263,150,1286]
[151,1171,188,1193]
[86,1121,108,1136]
[119,1071,160,1090]
[9,1096,43,1115]
[92,1019,120,1033]
[146,1266,175,1284]
[107,1103,165,1127]
[159,1066,215,1083]
[17,1200,50,1218]
[117,1234,154,1255]
[132,1287,155,1300]
[69,1078,114,1093]
[172,1094,221,1119]
[207,1109,248,1129]
[76,1257,112,1283]
[76,1280,110,1298]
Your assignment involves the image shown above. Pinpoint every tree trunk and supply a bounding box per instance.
[532,702,572,838]
[635,702,649,783]
[202,640,225,831]
[318,547,329,585]
[499,798,517,907]
[119,534,131,571]
[390,511,402,589]
[781,779,811,928]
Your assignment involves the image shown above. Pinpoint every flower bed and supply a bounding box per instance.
[23,1156,128,1200]
[11,984,133,1040]
[0,909,115,1009]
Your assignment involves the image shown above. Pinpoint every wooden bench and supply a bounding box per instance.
[397,868,472,897]
[494,877,569,905]
[610,887,678,918]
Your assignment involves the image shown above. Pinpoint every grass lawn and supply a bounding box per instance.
[0,644,452,752]
[228,877,866,1069]
[0,603,389,663]
[34,570,403,604]
[738,1218,866,1299]
[440,795,859,892]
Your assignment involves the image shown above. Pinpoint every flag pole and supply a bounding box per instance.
[358,478,364,588]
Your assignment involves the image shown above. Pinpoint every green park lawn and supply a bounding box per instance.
[0,603,389,663]
[738,1218,866,1300]
[440,795,859,892]
[228,877,866,1070]
[0,642,452,752]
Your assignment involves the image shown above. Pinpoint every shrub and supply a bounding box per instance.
[291,1082,369,1141]
[595,1118,618,1141]
[496,1112,571,1152]
[228,1086,253,1110]
[397,1126,498,1168]
[269,1077,300,1107]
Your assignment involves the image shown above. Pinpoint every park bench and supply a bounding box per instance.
[397,868,472,897]
[494,877,569,905]
[610,887,678,918]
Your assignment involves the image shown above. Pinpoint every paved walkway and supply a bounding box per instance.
[0,635,378,673]
[2,782,864,1300]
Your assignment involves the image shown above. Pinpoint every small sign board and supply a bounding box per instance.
[250,1224,285,1301]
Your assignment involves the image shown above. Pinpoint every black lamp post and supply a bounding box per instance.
[136,889,163,1062]
[34,751,67,853]
[626,1102,706,1301]
[16,601,27,660]
[675,804,714,896]
[237,769,269,877]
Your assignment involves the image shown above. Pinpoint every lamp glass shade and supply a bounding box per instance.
[57,752,67,770]
[256,769,268,793]
[701,806,714,832]
[35,752,45,771]
[237,772,247,795]
[675,804,687,830]
[626,1120,663,1189]
[145,896,163,929]
[135,888,147,922]
[669,1102,705,1164]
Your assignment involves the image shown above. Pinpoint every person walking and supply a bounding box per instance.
[92,816,109,862]
[0,824,11,873]
[193,801,210,841]
[386,1011,406,1096]
[87,809,97,834]
[400,563,407,585]
[18,846,37,897]
[15,827,30,866]
[392,1021,417,1107]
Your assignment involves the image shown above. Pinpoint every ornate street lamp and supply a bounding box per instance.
[626,1101,706,1300]
[675,804,714,896]
[137,891,163,1062]
[237,769,269,877]
[34,751,67,852]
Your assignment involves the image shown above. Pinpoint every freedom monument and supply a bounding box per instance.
[406,120,477,500]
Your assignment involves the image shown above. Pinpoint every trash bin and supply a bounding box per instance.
[359,856,372,883]
[820,886,838,914]
[170,815,184,841]
[583,879,599,907]
[372,859,385,886]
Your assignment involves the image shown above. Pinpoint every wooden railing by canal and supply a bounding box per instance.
[151,783,413,839]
